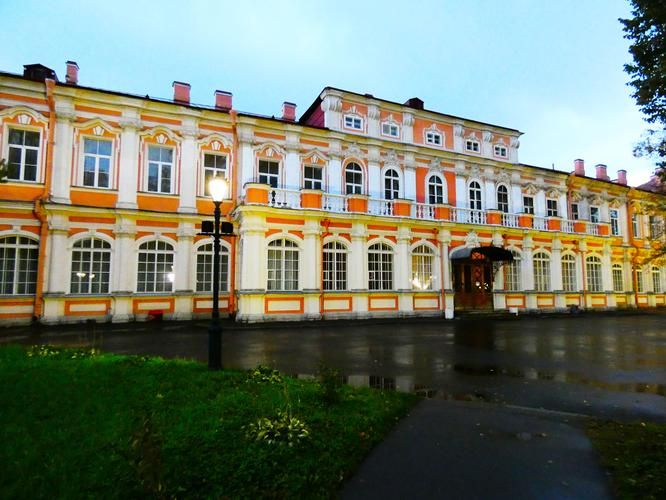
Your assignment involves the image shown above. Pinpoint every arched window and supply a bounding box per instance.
[137,240,175,293]
[586,256,602,292]
[345,162,363,195]
[533,252,551,292]
[427,175,444,205]
[384,169,400,200]
[0,236,38,294]
[469,181,482,210]
[612,264,624,292]
[323,241,347,291]
[368,242,393,290]
[411,244,434,290]
[267,239,299,291]
[496,185,509,213]
[504,250,521,291]
[196,243,230,292]
[651,266,662,293]
[562,254,577,292]
[70,238,111,294]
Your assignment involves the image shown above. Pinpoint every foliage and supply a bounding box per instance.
[247,364,283,384]
[0,345,416,499]
[26,344,99,359]
[245,409,311,447]
[0,158,7,183]
[317,360,344,405]
[587,420,666,500]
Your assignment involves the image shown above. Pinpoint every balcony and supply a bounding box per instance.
[243,184,610,236]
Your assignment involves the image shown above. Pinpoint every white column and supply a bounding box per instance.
[174,223,195,292]
[112,219,137,293]
[51,104,75,204]
[349,223,366,291]
[453,125,464,152]
[455,162,467,208]
[238,125,255,192]
[522,236,534,290]
[402,112,414,143]
[367,147,381,199]
[396,227,410,291]
[551,239,563,291]
[403,157,416,201]
[116,113,141,209]
[328,151,342,195]
[484,171,496,210]
[238,224,266,291]
[178,121,198,213]
[322,94,342,131]
[438,230,452,290]
[509,137,520,163]
[482,131,492,157]
[511,184,523,214]
[558,192,568,219]
[284,134,300,190]
[367,104,380,138]
[535,190,546,217]
[601,244,613,292]
[302,220,320,291]
[46,221,69,294]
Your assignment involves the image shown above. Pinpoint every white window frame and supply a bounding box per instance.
[610,209,620,236]
[411,244,435,290]
[533,252,551,292]
[136,239,175,293]
[343,114,363,131]
[612,264,624,292]
[267,239,299,291]
[425,130,442,147]
[5,126,41,183]
[303,164,323,190]
[0,235,38,295]
[546,199,558,217]
[632,214,641,238]
[323,241,348,291]
[585,256,603,292]
[70,237,112,294]
[465,139,480,153]
[368,242,393,291]
[146,145,175,194]
[195,241,230,293]
[496,184,509,213]
[427,174,445,205]
[652,267,662,293]
[523,196,535,214]
[504,250,522,291]
[202,153,228,197]
[571,203,579,220]
[635,267,645,293]
[469,181,482,210]
[345,162,364,195]
[81,136,113,189]
[384,168,400,200]
[562,253,577,292]
[258,159,280,188]
[589,206,600,224]
[493,144,508,158]
[381,121,400,138]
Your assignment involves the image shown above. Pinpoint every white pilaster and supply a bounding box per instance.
[284,132,300,190]
[112,218,137,293]
[328,142,342,195]
[367,147,381,199]
[403,153,416,201]
[116,112,141,209]
[178,119,198,213]
[402,112,414,144]
[551,239,563,291]
[454,161,467,208]
[484,168,496,210]
[367,104,380,138]
[302,220,320,290]
[238,125,255,192]
[175,222,195,292]
[453,125,464,152]
[46,216,69,293]
[51,102,75,204]
[321,93,342,131]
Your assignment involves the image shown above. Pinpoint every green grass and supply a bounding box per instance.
[0,345,416,499]
[587,420,666,500]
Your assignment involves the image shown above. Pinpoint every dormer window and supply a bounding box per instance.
[344,115,363,130]
[494,144,508,158]
[381,122,400,138]
[465,139,480,152]
[425,131,442,146]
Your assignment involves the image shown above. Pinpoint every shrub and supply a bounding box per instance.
[26,345,99,359]
[245,410,310,447]
[317,361,343,405]
[247,364,283,384]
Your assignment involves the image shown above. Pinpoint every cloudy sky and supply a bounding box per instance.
[0,0,655,185]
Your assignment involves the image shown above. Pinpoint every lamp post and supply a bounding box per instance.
[207,177,229,370]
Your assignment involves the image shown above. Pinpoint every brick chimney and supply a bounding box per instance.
[595,164,609,181]
[65,61,79,84]
[617,169,628,185]
[215,90,232,111]
[282,102,296,121]
[173,81,190,105]
[573,158,585,176]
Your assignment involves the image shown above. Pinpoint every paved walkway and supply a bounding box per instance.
[341,399,612,500]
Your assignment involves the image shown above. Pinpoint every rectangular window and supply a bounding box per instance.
[7,128,40,182]
[303,165,323,190]
[203,154,227,196]
[147,146,174,193]
[425,131,442,146]
[632,214,641,238]
[504,259,521,291]
[652,269,662,293]
[546,199,558,217]
[562,257,577,292]
[258,159,279,188]
[635,268,644,293]
[83,138,112,188]
[493,145,507,157]
[610,209,620,236]
[523,196,534,214]
[344,115,362,130]
[571,203,579,220]
[589,206,600,223]
[649,215,663,239]
[465,140,480,152]
[612,266,624,292]
[323,243,347,291]
[381,122,399,137]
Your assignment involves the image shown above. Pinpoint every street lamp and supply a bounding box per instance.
[206,176,229,370]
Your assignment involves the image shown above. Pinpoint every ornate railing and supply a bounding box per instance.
[412,203,436,220]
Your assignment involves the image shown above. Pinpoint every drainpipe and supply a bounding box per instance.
[319,219,331,316]
[626,198,640,307]
[33,78,57,320]
[227,109,239,316]
[580,246,587,309]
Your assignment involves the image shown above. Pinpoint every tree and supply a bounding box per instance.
[0,158,8,183]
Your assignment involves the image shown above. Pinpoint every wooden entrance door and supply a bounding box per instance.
[453,257,493,310]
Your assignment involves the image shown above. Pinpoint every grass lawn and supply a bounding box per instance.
[0,345,416,499]
[587,420,666,500]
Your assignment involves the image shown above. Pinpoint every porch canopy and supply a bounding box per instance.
[450,245,514,262]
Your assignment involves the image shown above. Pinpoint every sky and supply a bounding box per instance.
[0,0,656,186]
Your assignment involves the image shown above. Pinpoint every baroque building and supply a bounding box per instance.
[0,62,664,324]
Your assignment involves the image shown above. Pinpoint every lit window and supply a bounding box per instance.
[381,122,399,138]
[494,145,508,157]
[203,154,227,196]
[533,252,551,292]
[546,199,558,217]
[562,254,577,292]
[70,238,111,294]
[586,256,602,292]
[368,242,393,290]
[258,159,279,188]
[147,146,174,194]
[465,139,480,152]
[425,131,442,146]
[345,162,363,195]
[523,196,534,214]
[589,206,600,223]
[344,115,363,130]
[411,245,434,290]
[610,209,620,236]
[196,243,229,292]
[384,169,400,200]
[428,175,444,205]
[7,128,40,182]
[83,138,112,188]
[303,165,323,190]
[571,203,579,220]
[652,267,662,293]
[137,240,174,293]
[0,236,38,294]
[504,251,521,291]
[469,181,482,210]
[612,264,624,292]
[497,185,509,213]
[323,241,347,291]
[267,239,299,291]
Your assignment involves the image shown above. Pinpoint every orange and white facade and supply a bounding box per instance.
[0,62,664,325]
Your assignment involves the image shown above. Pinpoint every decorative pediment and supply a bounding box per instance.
[464,231,480,248]
[0,106,48,126]
[522,183,539,195]
[466,131,479,141]
[140,126,180,144]
[346,142,362,159]
[496,171,511,185]
[469,164,482,179]
[608,197,624,209]
[588,194,604,206]
[426,123,441,132]
[301,148,328,165]
[383,114,399,125]
[255,142,285,159]
[73,118,120,136]
[546,188,560,198]
[570,191,583,202]
[429,157,441,170]
[199,133,232,151]
[384,149,398,164]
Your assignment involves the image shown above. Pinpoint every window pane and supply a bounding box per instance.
[24,131,40,147]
